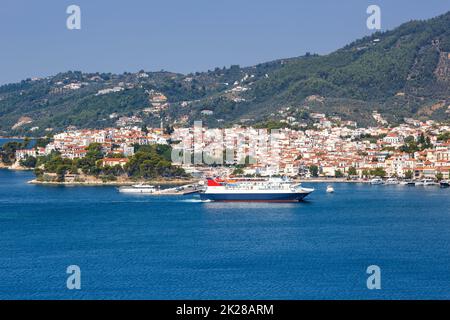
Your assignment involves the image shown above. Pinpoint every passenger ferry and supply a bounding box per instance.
[119,184,157,194]
[199,177,314,202]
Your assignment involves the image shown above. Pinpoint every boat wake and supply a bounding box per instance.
[178,199,210,203]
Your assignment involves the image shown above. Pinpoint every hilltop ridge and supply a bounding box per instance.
[0,11,449,136]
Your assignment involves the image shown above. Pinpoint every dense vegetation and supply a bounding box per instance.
[0,139,32,164]
[0,12,449,136]
[31,143,188,182]
[399,134,433,154]
[125,144,186,179]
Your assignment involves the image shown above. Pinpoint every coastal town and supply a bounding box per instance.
[4,110,450,183]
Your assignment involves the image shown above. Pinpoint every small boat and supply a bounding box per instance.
[370,178,384,185]
[423,179,437,186]
[400,180,415,186]
[385,178,399,185]
[415,179,437,186]
[119,184,157,194]
[440,180,450,188]
[423,179,436,186]
[326,185,335,193]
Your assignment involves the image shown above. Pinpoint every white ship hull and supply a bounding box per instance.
[119,185,156,194]
[200,178,314,202]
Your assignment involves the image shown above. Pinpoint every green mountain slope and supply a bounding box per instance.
[0,11,449,136]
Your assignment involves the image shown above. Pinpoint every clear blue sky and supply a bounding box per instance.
[0,0,449,84]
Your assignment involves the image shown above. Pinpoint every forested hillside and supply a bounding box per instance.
[0,11,449,136]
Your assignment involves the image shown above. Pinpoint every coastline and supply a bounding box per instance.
[27,177,366,186]
[294,178,367,183]
[27,178,199,186]
[0,163,33,171]
[1,166,369,185]
[0,135,40,139]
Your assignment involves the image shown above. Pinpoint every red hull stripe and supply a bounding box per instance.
[209,200,300,203]
[206,178,222,187]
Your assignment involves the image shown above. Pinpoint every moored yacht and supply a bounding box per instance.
[370,177,384,185]
[416,179,436,186]
[440,180,450,188]
[400,180,416,186]
[119,184,157,194]
[424,179,437,186]
[385,178,399,185]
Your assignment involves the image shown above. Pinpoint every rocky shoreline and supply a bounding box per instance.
[1,161,198,186]
[0,162,33,171]
[27,178,199,186]
[294,178,365,183]
[2,161,368,185]
[1,165,367,184]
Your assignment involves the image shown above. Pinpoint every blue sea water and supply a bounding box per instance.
[0,138,23,146]
[0,169,450,300]
[0,138,35,148]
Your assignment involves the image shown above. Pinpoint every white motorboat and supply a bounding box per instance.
[440,180,450,188]
[119,184,157,194]
[423,179,437,186]
[415,179,436,186]
[326,185,335,193]
[385,178,399,185]
[370,178,384,185]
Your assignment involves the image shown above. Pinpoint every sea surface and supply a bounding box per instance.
[0,138,35,148]
[1,138,23,146]
[0,169,450,299]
